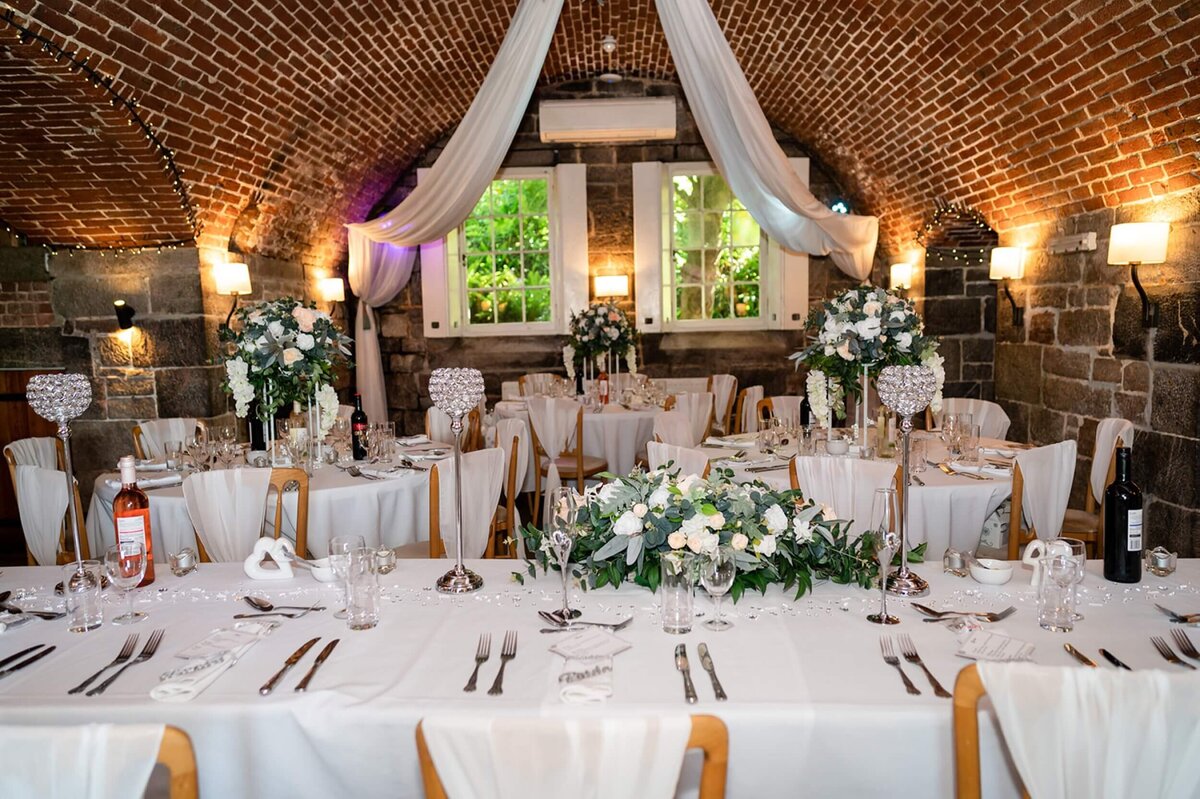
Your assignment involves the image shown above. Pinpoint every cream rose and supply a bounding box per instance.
[632,503,649,519]
[668,531,687,550]
[292,306,318,332]
[613,510,641,537]
[731,532,749,551]
[281,348,304,367]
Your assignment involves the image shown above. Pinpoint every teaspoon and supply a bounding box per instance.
[243,596,325,613]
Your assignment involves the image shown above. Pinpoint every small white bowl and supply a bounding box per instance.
[825,438,849,456]
[970,558,1013,585]
[308,557,338,583]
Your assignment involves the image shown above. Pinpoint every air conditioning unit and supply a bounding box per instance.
[539,98,676,143]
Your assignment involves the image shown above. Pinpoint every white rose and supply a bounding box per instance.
[855,316,882,340]
[597,483,620,504]
[295,332,315,351]
[763,504,788,534]
[730,532,749,551]
[680,513,707,536]
[837,340,854,360]
[613,510,641,537]
[863,300,882,317]
[686,533,705,554]
[820,504,838,522]
[668,532,687,550]
[677,474,700,494]
[895,331,913,351]
[700,531,720,556]
[755,534,777,557]
[281,348,304,367]
[706,511,726,529]
[890,309,907,322]
[632,503,648,519]
[793,518,814,543]
[267,321,285,340]
[247,312,264,325]
[647,485,671,510]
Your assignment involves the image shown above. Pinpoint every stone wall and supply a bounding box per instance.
[994,189,1200,555]
[373,79,883,433]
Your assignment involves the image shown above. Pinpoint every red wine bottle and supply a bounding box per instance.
[1103,447,1142,583]
[351,393,369,461]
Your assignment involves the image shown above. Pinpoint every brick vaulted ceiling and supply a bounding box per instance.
[0,0,1197,264]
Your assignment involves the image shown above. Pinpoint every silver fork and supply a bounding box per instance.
[68,634,139,695]
[487,631,518,696]
[1150,636,1196,670]
[1171,629,1200,660]
[87,629,165,696]
[898,634,950,698]
[463,634,491,692]
[233,602,323,620]
[880,636,920,695]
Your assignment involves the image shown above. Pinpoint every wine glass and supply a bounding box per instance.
[701,546,736,631]
[185,436,207,471]
[218,425,236,445]
[105,542,147,625]
[546,487,581,622]
[329,535,366,620]
[867,487,901,624]
[1060,537,1087,621]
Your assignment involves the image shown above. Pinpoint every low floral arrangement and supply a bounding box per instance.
[564,301,638,374]
[790,285,944,422]
[518,467,887,601]
[219,297,352,434]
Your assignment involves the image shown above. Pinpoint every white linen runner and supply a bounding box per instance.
[136,418,196,459]
[1015,441,1076,540]
[182,469,273,562]
[790,456,899,537]
[4,437,57,470]
[421,714,690,799]
[0,723,165,799]
[432,448,505,560]
[1091,417,1134,503]
[978,663,1200,799]
[14,465,68,566]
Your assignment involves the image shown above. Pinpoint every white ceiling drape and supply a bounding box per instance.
[654,0,879,279]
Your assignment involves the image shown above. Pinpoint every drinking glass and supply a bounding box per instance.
[329,535,366,620]
[701,546,736,631]
[164,440,182,470]
[217,440,241,469]
[104,542,147,625]
[547,487,582,620]
[867,487,901,624]
[661,552,696,634]
[1037,555,1079,632]
[910,436,928,474]
[345,547,380,630]
[185,436,207,470]
[63,560,104,632]
[1060,537,1087,621]
[941,414,960,456]
[959,424,981,464]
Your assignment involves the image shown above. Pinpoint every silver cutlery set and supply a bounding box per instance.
[260,637,341,694]
[463,631,519,695]
[675,644,726,703]
[912,603,1017,624]
[1062,630,1200,671]
[62,629,166,696]
[879,635,949,697]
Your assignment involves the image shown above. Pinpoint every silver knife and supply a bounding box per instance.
[1064,643,1097,667]
[0,645,55,679]
[697,643,727,701]
[1099,648,1132,671]
[674,644,698,704]
[260,637,320,695]
[294,639,339,692]
[0,644,45,670]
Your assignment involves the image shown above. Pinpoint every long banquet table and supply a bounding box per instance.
[2,558,1197,797]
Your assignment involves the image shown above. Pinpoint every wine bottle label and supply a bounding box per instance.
[1127,509,1143,552]
[116,512,149,543]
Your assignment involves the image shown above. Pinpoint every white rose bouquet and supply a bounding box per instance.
[567,301,638,368]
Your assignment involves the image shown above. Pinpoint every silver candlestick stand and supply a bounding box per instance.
[429,367,485,593]
[876,365,938,597]
[26,374,92,570]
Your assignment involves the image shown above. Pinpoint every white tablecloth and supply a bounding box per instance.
[501,377,709,401]
[86,464,432,559]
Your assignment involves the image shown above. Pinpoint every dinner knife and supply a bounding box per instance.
[697,643,727,701]
[674,644,698,704]
[259,637,320,695]
[294,639,339,692]
[0,644,45,670]
[0,645,55,679]
[1064,643,1097,668]
[1099,649,1132,671]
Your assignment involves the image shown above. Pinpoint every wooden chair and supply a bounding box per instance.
[3,441,89,565]
[418,458,505,560]
[425,407,483,452]
[489,428,524,558]
[953,664,1030,799]
[755,397,776,427]
[529,406,608,525]
[158,726,200,799]
[193,467,308,562]
[706,374,738,435]
[518,373,563,397]
[415,714,728,799]
[731,386,763,434]
[132,419,208,460]
[1006,460,1097,561]
[1058,431,1126,560]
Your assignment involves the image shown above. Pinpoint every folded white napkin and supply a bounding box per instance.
[359,466,409,480]
[151,621,276,702]
[704,436,746,448]
[559,657,614,703]
[105,473,183,491]
[397,434,431,446]
[404,450,448,462]
[948,461,1009,477]
[980,446,1017,459]
[133,459,169,472]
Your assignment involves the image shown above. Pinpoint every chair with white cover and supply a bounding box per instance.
[671,392,715,447]
[928,398,1011,441]
[733,385,764,433]
[426,406,483,452]
[183,467,309,561]
[416,714,728,799]
[1006,440,1078,560]
[647,441,710,479]
[337,404,354,420]
[133,418,207,460]
[652,410,695,447]
[526,397,607,526]
[954,663,1200,799]
[756,395,803,428]
[1060,417,1134,559]
[3,439,88,565]
[422,448,506,560]
[788,456,902,538]
[0,723,198,799]
[706,374,738,435]
[518,372,562,397]
[491,417,529,558]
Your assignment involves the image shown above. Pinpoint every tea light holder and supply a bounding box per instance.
[169,548,197,577]
[429,367,486,593]
[1145,546,1177,577]
[375,546,396,575]
[26,374,92,571]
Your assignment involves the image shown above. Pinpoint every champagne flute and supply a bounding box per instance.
[547,487,581,622]
[867,487,900,624]
[105,542,147,625]
[701,546,736,631]
[329,535,366,620]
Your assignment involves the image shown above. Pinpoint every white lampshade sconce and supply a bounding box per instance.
[215,261,252,327]
[890,262,913,291]
[317,277,346,312]
[1107,222,1168,328]
[989,247,1026,326]
[593,272,630,299]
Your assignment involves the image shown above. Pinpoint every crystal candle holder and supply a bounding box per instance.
[27,374,92,572]
[429,368,485,594]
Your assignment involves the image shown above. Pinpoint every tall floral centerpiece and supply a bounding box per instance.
[790,286,943,445]
[563,301,638,390]
[219,297,352,453]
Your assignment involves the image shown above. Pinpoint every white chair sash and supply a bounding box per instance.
[768,395,803,424]
[740,385,764,433]
[426,407,454,444]
[494,417,530,545]
[709,374,736,433]
[434,448,505,560]
[182,469,273,562]
[0,723,165,799]
[790,455,898,538]
[4,437,57,470]
[670,392,714,447]
[14,465,68,566]
[421,714,691,799]
[647,441,709,478]
[337,404,354,421]
[938,398,1011,441]
[525,397,580,528]
[1091,418,1134,504]
[137,419,197,459]
[1016,440,1077,540]
[652,410,693,447]
[978,663,1200,799]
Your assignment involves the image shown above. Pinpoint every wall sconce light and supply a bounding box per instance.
[593,273,630,298]
[889,262,913,291]
[989,246,1025,326]
[113,299,135,329]
[316,277,346,312]
[1107,222,1168,328]
[214,261,252,326]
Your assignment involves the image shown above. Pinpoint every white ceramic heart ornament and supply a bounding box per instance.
[242,537,296,580]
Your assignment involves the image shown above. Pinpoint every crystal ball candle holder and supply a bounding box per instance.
[27,373,92,572]
[429,368,485,594]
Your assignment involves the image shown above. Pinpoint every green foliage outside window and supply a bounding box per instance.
[671,174,761,321]
[462,178,552,325]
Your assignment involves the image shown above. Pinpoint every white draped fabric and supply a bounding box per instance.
[654,0,878,278]
[709,374,736,433]
[652,410,694,447]
[790,456,898,537]
[4,437,57,470]
[432,448,505,560]
[0,723,164,799]
[938,399,1012,441]
[182,469,273,562]
[349,242,416,423]
[494,417,530,541]
[978,663,1200,799]
[767,395,803,423]
[136,419,197,459]
[14,465,68,566]
[740,386,764,433]
[671,392,714,447]
[1016,441,1077,540]
[647,441,709,478]
[1091,418,1134,503]
[421,715,691,799]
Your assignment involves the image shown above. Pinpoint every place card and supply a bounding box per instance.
[549,628,631,661]
[956,630,1035,663]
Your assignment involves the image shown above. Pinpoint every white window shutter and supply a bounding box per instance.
[774,157,811,330]
[417,167,457,338]
[632,161,665,332]
[555,163,589,332]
